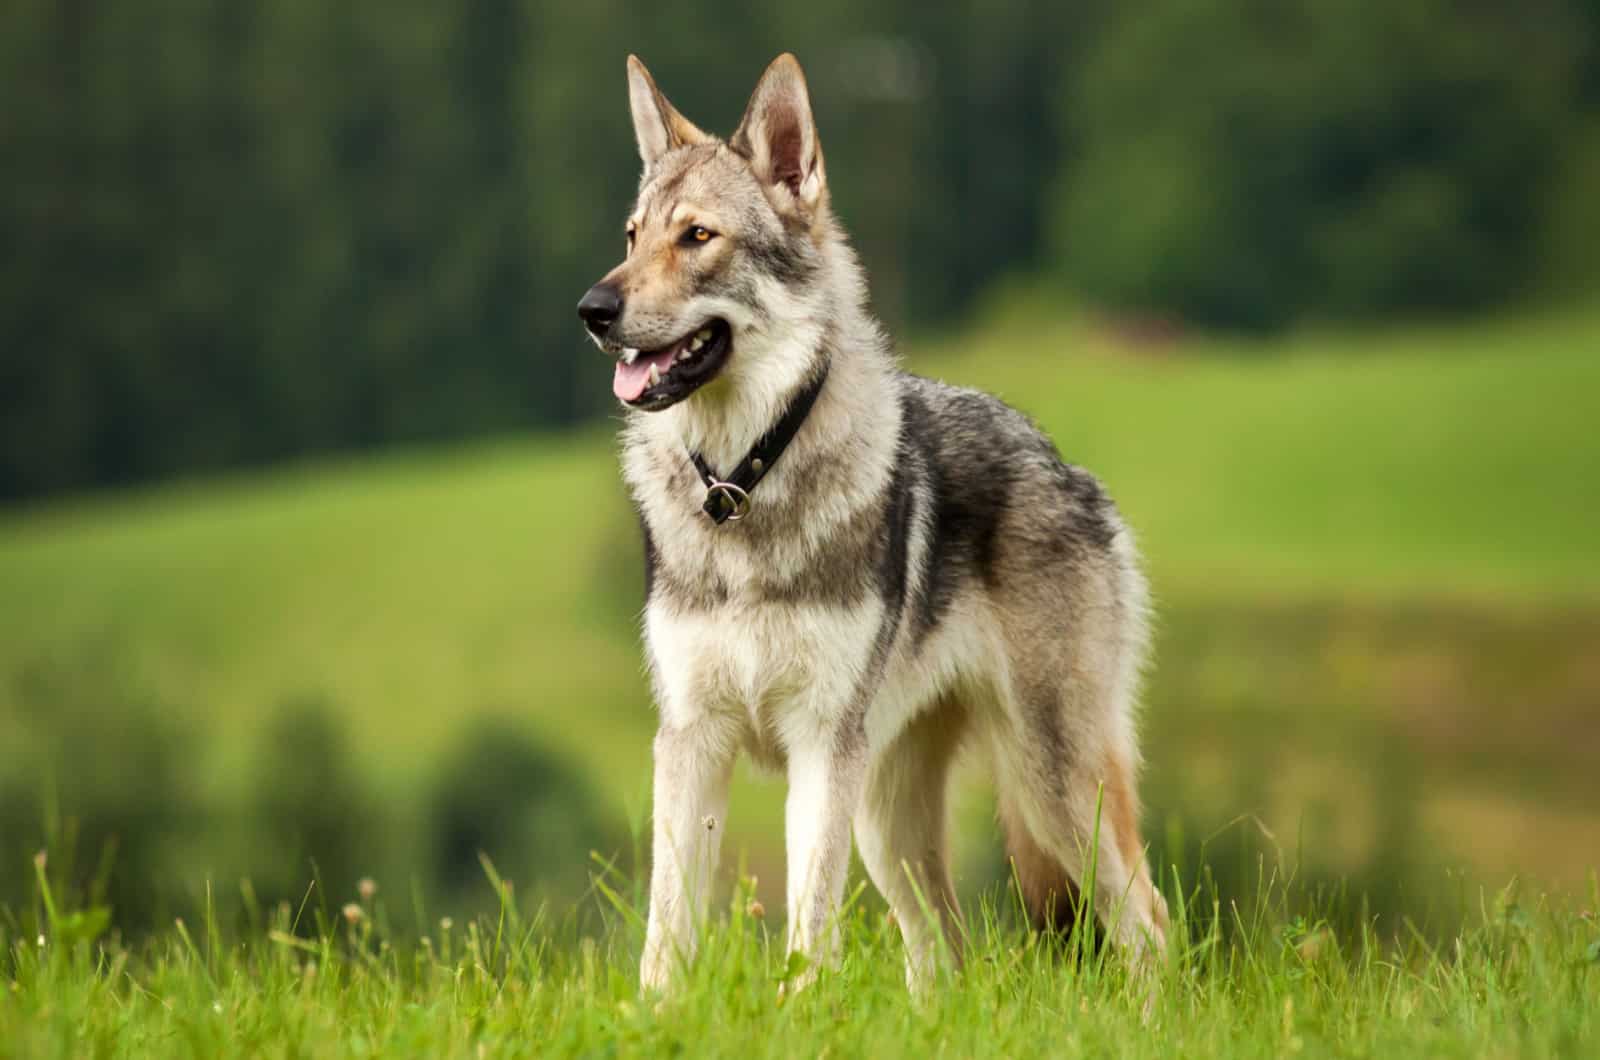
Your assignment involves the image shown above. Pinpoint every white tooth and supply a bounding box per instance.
[677,348,691,363]
[623,348,639,365]
[647,363,661,387]
[697,327,713,341]
[688,336,705,352]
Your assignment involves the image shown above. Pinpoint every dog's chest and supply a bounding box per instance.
[644,569,884,741]
[628,408,900,742]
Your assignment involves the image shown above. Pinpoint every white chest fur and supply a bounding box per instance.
[645,595,885,753]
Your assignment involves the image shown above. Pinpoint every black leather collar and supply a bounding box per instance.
[690,360,829,525]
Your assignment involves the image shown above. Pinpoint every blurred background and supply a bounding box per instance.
[2,0,1597,938]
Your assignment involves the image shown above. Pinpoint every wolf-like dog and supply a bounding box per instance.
[579,53,1168,992]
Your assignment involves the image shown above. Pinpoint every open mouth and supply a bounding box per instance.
[613,319,732,410]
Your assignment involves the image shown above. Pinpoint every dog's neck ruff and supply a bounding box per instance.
[689,360,830,525]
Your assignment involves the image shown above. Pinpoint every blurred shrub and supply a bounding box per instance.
[240,698,381,913]
[425,718,622,912]
[0,655,196,931]
[1054,0,1592,329]
[0,657,620,934]
[1539,118,1600,295]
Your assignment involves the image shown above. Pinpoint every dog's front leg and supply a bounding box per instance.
[640,720,736,993]
[784,725,866,979]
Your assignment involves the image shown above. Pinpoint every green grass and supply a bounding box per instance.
[5,861,1598,1058]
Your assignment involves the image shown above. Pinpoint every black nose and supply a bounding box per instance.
[577,283,623,337]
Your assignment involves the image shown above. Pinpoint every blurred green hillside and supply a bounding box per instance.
[3,307,1597,931]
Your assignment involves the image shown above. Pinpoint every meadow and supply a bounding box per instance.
[2,305,1598,1055]
[5,863,1598,1058]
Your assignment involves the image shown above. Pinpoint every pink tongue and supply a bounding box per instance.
[613,349,678,401]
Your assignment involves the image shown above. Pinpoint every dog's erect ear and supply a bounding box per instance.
[731,53,826,215]
[627,55,708,166]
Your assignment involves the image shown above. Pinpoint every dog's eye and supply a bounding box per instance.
[625,222,637,251]
[680,225,715,246]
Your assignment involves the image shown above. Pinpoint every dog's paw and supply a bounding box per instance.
[638,948,676,997]
[774,949,817,1004]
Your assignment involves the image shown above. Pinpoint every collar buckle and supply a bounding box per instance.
[703,481,751,524]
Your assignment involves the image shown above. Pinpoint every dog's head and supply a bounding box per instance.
[579,54,831,412]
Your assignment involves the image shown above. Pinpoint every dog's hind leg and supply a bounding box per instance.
[989,671,1167,960]
[853,695,968,989]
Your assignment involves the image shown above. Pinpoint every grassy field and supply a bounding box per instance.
[2,306,1599,1055]
[4,860,1597,1058]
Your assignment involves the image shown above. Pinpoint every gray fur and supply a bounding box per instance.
[597,54,1167,995]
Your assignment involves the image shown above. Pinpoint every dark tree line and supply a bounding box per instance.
[2,0,1595,501]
